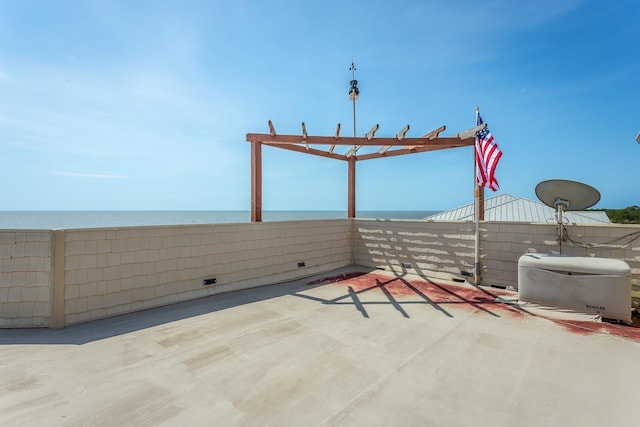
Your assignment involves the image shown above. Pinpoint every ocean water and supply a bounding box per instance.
[0,210,439,230]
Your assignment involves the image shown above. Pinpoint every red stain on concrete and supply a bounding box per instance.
[307,272,369,285]
[308,272,640,341]
[553,319,640,341]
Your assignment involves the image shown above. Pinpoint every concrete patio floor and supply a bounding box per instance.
[1,266,639,427]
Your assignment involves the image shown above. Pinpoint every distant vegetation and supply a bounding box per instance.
[598,206,640,224]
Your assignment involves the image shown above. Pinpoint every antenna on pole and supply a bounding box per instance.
[347,61,360,219]
[348,62,359,138]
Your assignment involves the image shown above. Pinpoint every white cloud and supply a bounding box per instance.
[54,171,131,179]
[0,62,247,182]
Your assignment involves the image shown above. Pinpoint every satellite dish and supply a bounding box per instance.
[535,179,600,211]
[535,179,601,254]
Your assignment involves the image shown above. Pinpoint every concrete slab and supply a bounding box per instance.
[1,267,639,426]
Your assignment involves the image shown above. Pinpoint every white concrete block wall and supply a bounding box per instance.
[482,222,640,290]
[62,219,352,325]
[354,220,640,291]
[1,219,638,328]
[0,231,52,327]
[481,222,558,288]
[353,220,476,281]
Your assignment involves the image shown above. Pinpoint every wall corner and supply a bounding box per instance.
[50,230,66,329]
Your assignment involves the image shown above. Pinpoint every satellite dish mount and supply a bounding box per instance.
[535,179,601,254]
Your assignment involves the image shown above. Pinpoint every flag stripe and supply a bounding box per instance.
[475,111,502,191]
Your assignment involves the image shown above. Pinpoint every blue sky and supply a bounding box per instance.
[1,0,638,212]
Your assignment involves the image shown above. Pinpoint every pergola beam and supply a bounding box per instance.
[246,121,485,222]
[246,133,466,146]
[355,142,471,161]
[266,139,471,161]
[245,124,462,149]
[267,142,347,160]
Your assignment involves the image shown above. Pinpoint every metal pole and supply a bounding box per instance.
[352,97,356,137]
[474,107,482,285]
[557,205,564,255]
[348,62,359,218]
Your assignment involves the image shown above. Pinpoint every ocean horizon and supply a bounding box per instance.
[0,210,440,230]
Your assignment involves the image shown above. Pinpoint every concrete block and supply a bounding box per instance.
[64,313,78,325]
[20,286,36,302]
[35,287,50,302]
[18,301,35,316]
[7,287,22,302]
[3,302,18,317]
[87,295,105,311]
[75,297,88,314]
[67,240,85,256]
[102,293,119,309]
[78,282,97,298]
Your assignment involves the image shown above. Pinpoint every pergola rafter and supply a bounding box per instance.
[246,120,486,222]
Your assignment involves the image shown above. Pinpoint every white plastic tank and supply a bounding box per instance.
[518,253,631,322]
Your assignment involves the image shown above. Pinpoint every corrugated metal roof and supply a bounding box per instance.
[425,194,611,224]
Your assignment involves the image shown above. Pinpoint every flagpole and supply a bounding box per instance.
[474,106,482,285]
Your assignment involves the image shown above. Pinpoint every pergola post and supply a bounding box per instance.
[251,141,262,222]
[347,157,356,218]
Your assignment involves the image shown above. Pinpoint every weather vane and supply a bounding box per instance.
[348,62,359,138]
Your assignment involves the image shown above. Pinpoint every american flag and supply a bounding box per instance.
[475,110,502,191]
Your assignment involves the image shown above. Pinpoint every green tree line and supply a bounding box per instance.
[597,206,640,224]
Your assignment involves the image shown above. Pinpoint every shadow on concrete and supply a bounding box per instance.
[0,268,367,346]
[5,266,636,346]
[294,271,504,319]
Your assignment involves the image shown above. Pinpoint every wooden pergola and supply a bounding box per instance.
[246,120,486,222]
